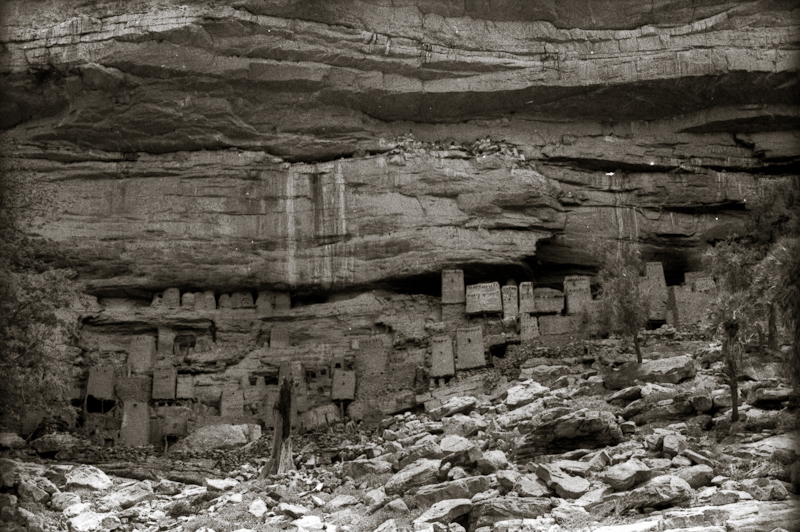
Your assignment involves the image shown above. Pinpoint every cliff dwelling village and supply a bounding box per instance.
[0,2,799,532]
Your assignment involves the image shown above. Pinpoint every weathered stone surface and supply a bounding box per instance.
[2,0,794,300]
[429,397,478,422]
[535,464,590,499]
[469,497,552,531]
[517,410,623,461]
[342,459,394,479]
[504,381,549,410]
[204,478,239,491]
[747,387,791,408]
[442,414,482,438]
[415,476,491,507]
[477,450,509,474]
[68,511,119,532]
[17,481,49,504]
[413,498,472,526]
[676,464,715,490]
[618,475,694,511]
[602,356,696,390]
[602,459,652,491]
[65,465,113,492]
[398,438,444,469]
[662,434,687,458]
[99,482,154,509]
[738,477,789,501]
[170,424,253,452]
[30,433,88,455]
[384,459,441,496]
[51,492,81,512]
[0,433,26,450]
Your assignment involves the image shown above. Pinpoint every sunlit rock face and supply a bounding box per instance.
[1,0,798,296]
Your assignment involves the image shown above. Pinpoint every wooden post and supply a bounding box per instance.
[259,376,294,479]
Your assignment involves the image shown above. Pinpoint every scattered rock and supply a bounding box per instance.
[618,475,694,511]
[65,465,112,492]
[476,450,508,474]
[505,381,549,410]
[387,498,408,513]
[535,464,590,499]
[518,410,623,461]
[170,424,257,452]
[278,502,309,518]
[739,477,789,501]
[99,481,154,509]
[248,499,267,517]
[342,459,394,478]
[676,464,714,490]
[413,498,472,526]
[469,497,552,531]
[429,397,477,421]
[415,476,491,507]
[51,492,81,511]
[602,459,652,491]
[0,433,27,450]
[385,459,441,496]
[204,477,239,491]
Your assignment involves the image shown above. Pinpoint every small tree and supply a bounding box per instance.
[753,237,800,388]
[0,161,81,428]
[706,293,751,422]
[595,242,649,363]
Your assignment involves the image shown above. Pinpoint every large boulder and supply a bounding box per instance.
[98,482,154,509]
[618,475,694,511]
[496,399,547,430]
[477,450,509,474]
[428,397,477,421]
[469,497,552,531]
[413,499,472,527]
[496,470,551,497]
[51,492,81,511]
[342,459,393,479]
[504,381,549,410]
[30,433,88,455]
[676,465,714,490]
[738,477,789,501]
[414,476,492,507]
[170,424,259,452]
[517,409,623,461]
[398,438,443,469]
[603,356,696,390]
[0,433,27,450]
[442,414,483,438]
[439,435,474,454]
[602,459,652,491]
[65,465,112,492]
[384,459,441,496]
[535,464,590,499]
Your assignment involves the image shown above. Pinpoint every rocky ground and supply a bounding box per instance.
[2,329,799,532]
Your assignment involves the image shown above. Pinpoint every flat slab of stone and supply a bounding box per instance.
[66,465,112,492]
[535,464,590,499]
[469,497,552,531]
[413,498,472,526]
[414,476,491,507]
[603,356,696,390]
[603,459,652,491]
[384,459,441,496]
[517,409,623,461]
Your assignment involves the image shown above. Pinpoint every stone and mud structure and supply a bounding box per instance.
[0,1,798,531]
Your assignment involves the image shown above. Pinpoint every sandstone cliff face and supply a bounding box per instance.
[1,1,797,424]
[2,0,797,294]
